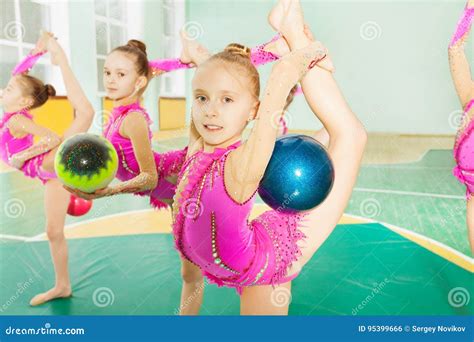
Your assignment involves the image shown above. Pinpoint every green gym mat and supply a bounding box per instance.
[0,223,471,316]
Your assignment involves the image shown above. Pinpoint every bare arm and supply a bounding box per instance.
[108,112,158,195]
[448,3,474,108]
[226,42,327,203]
[7,116,61,168]
[65,112,157,200]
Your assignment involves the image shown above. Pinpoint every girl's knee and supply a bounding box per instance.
[181,264,203,284]
[46,225,65,242]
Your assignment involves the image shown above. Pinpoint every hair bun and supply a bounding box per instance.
[224,43,251,59]
[44,84,56,97]
[126,39,147,56]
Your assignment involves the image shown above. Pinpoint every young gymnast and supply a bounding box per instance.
[449,0,474,255]
[172,0,366,315]
[67,35,305,207]
[0,31,94,305]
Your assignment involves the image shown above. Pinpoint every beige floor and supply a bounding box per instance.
[361,133,454,164]
[155,128,455,164]
[0,131,454,173]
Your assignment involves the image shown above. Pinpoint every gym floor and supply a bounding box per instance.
[0,132,472,315]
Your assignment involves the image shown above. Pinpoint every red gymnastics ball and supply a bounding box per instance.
[67,195,93,217]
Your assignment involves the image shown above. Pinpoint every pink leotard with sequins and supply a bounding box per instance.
[453,99,474,199]
[0,110,56,183]
[172,141,306,294]
[103,102,187,209]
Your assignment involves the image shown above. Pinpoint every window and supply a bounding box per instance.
[160,0,186,97]
[0,0,52,88]
[94,0,127,93]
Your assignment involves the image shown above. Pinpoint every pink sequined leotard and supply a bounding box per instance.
[453,99,474,199]
[0,110,56,183]
[103,102,187,209]
[172,141,307,294]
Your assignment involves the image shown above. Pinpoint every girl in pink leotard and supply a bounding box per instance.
[66,39,188,207]
[0,108,56,183]
[0,31,94,306]
[449,0,474,254]
[68,34,305,206]
[173,0,366,316]
[102,100,187,208]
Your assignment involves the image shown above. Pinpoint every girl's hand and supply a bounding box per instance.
[9,154,25,169]
[64,186,115,200]
[303,24,335,73]
[468,0,474,9]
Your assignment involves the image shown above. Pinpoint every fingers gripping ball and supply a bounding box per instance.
[258,134,335,213]
[54,133,118,193]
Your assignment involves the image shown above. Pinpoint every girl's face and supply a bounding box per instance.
[0,76,32,112]
[192,61,259,147]
[103,51,146,100]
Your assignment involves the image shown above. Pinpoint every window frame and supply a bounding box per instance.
[94,0,128,95]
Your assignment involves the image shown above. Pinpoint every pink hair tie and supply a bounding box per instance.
[450,3,474,47]
[12,51,46,76]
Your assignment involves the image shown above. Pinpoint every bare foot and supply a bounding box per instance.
[278,2,335,72]
[179,29,194,65]
[270,0,305,42]
[179,29,209,66]
[31,30,51,55]
[282,0,306,45]
[263,23,316,57]
[268,0,291,32]
[29,286,72,306]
